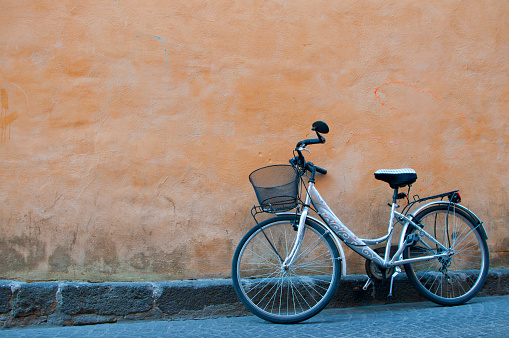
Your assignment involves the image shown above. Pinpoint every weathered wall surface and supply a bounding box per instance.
[0,0,507,281]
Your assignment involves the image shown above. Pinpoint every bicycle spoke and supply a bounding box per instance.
[244,270,280,295]
[244,246,280,269]
[292,235,326,266]
[451,259,482,270]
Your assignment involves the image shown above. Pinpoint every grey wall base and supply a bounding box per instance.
[1,269,508,328]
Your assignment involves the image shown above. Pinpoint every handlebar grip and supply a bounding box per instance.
[296,135,325,148]
[316,166,327,175]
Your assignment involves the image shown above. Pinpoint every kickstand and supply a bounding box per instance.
[388,267,401,297]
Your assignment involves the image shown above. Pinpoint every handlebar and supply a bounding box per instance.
[290,121,329,178]
[315,165,327,175]
[295,133,326,148]
[289,157,327,176]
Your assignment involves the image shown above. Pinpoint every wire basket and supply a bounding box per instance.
[249,165,300,213]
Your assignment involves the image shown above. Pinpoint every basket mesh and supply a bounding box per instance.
[249,165,300,212]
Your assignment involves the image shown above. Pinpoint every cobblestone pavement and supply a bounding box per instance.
[2,295,508,337]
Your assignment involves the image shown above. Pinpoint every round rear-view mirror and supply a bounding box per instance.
[312,121,329,134]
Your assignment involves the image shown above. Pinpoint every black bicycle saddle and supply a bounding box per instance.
[374,169,417,189]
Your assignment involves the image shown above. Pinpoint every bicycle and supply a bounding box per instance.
[232,121,489,324]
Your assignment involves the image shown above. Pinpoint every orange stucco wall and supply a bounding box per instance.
[0,1,507,281]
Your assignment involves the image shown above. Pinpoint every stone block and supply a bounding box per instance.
[0,285,11,314]
[156,282,236,315]
[60,283,153,316]
[12,283,58,318]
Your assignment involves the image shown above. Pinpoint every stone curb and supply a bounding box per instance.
[1,269,508,328]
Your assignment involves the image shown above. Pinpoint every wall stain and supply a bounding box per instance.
[48,246,75,273]
[10,82,31,117]
[128,245,191,278]
[0,88,19,143]
[0,237,46,274]
[149,247,188,276]
[491,237,509,267]
[192,238,233,277]
[84,236,120,273]
[129,252,150,270]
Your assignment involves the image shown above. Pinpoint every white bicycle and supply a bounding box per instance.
[232,121,489,324]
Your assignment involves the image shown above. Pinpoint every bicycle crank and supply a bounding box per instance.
[365,259,395,282]
[364,246,398,283]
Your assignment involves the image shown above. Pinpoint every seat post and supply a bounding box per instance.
[383,187,400,268]
[392,187,399,205]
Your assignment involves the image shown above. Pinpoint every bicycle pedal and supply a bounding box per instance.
[362,278,373,291]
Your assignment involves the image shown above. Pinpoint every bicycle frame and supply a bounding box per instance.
[285,179,461,270]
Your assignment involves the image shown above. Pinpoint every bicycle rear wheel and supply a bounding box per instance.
[403,204,489,305]
[232,215,341,323]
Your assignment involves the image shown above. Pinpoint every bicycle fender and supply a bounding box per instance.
[276,212,347,276]
[411,201,488,240]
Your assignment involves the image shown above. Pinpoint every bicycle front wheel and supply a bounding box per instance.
[403,204,489,305]
[232,215,341,324]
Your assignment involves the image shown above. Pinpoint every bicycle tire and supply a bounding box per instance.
[403,204,489,305]
[232,215,341,323]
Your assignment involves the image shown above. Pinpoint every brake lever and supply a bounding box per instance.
[296,147,311,154]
